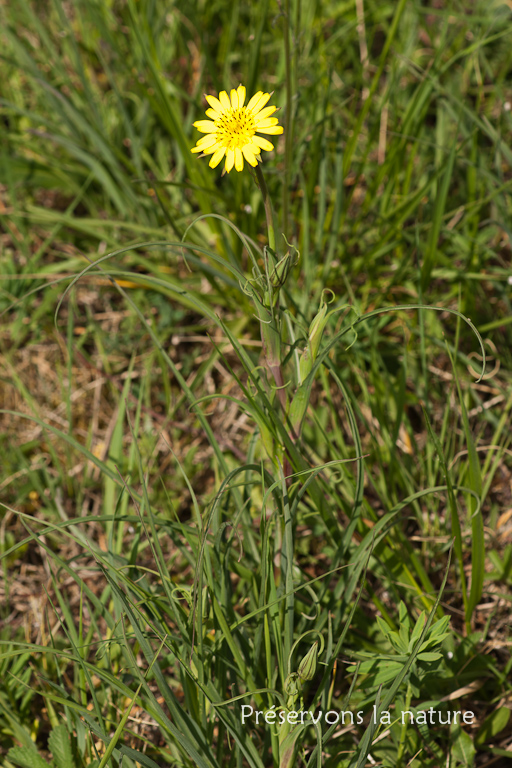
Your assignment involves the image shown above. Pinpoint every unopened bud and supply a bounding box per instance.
[270,251,291,288]
[298,345,312,384]
[297,641,318,682]
[307,303,329,361]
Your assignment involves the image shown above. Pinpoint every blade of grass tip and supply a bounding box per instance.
[116,747,162,768]
[423,407,468,615]
[445,342,484,631]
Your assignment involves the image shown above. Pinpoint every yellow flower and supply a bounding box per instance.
[191,84,283,173]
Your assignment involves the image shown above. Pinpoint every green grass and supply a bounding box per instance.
[1,0,512,766]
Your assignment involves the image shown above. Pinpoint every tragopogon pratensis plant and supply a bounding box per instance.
[191,86,298,446]
[191,86,329,463]
[190,87,337,768]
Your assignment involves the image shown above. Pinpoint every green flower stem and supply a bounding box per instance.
[252,292,287,413]
[252,163,289,415]
[283,0,292,239]
[252,167,295,483]
[255,162,276,254]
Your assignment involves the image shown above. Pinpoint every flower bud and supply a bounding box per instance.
[270,247,298,288]
[307,303,329,361]
[297,641,318,682]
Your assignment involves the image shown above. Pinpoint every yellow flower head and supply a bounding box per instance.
[191,85,283,174]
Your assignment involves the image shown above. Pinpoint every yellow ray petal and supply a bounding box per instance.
[253,105,277,121]
[248,92,271,114]
[234,147,244,172]
[230,89,239,110]
[195,134,218,148]
[225,148,235,173]
[237,84,246,108]
[242,145,258,167]
[246,90,264,111]
[193,120,217,133]
[219,90,231,110]
[256,125,284,135]
[209,146,227,168]
[205,108,220,120]
[205,94,223,113]
[255,117,279,129]
[252,135,274,151]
